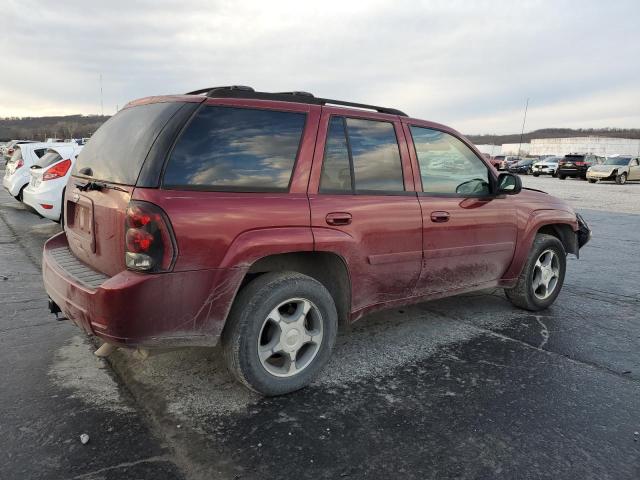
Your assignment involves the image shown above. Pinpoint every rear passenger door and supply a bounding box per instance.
[404,124,518,294]
[308,109,422,312]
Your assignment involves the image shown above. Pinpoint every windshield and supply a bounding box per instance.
[603,157,630,166]
[516,159,532,166]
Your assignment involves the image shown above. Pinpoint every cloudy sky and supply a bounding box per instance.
[1,0,638,133]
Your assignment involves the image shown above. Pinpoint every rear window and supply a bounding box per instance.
[35,150,63,168]
[73,102,183,184]
[163,106,306,192]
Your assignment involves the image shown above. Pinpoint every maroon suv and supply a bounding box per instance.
[43,86,591,395]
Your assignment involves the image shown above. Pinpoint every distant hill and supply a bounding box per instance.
[0,115,110,141]
[2,116,639,146]
[467,128,640,145]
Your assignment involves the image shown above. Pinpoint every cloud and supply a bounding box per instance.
[0,0,639,133]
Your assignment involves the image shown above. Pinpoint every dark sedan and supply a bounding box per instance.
[508,158,535,175]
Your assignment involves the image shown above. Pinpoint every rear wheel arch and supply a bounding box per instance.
[239,251,352,325]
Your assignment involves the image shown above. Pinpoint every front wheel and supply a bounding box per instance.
[505,234,566,311]
[558,175,566,180]
[532,173,540,177]
[588,179,597,184]
[222,271,338,396]
[616,172,627,185]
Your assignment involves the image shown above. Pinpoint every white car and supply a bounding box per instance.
[22,144,83,222]
[532,156,561,177]
[2,140,37,162]
[3,142,67,200]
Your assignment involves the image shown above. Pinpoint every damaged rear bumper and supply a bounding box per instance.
[42,232,246,348]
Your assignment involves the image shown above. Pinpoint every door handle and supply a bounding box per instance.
[326,212,352,226]
[430,211,450,223]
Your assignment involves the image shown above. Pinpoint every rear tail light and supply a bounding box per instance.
[40,204,54,210]
[15,158,24,169]
[43,159,72,181]
[124,201,177,272]
[7,148,14,155]
[574,161,586,166]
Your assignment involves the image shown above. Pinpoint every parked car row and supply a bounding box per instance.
[488,152,639,184]
[2,140,83,221]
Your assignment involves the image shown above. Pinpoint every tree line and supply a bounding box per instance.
[467,128,640,145]
[0,115,110,141]
[2,115,639,145]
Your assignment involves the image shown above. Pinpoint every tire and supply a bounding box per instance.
[58,189,65,226]
[14,184,27,201]
[222,271,338,396]
[504,233,566,311]
[532,173,540,177]
[616,172,627,185]
[588,179,597,184]
[558,175,566,180]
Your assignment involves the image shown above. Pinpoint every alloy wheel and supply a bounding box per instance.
[531,249,561,300]
[257,298,323,377]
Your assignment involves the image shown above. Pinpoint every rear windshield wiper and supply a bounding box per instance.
[75,180,128,193]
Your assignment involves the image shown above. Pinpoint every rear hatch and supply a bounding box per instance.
[559,154,585,169]
[65,101,191,276]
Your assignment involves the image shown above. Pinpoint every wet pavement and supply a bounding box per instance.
[1,174,639,479]
[0,179,184,480]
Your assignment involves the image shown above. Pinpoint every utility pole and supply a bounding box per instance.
[100,74,104,116]
[517,97,529,158]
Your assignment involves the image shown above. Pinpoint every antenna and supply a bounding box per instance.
[100,74,104,116]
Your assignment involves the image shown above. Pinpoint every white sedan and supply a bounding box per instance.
[3,142,64,199]
[22,144,83,222]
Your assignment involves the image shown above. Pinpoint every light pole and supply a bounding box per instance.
[518,97,529,158]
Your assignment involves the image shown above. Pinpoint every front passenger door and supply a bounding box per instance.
[628,158,640,180]
[406,125,518,295]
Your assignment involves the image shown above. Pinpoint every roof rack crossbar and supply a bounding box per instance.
[184,87,408,116]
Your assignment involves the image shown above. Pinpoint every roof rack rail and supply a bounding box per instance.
[185,85,255,95]
[184,87,408,116]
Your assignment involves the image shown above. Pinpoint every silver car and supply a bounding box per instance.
[532,157,561,177]
[586,156,640,184]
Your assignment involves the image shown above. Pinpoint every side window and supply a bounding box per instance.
[163,106,306,191]
[347,118,404,192]
[34,149,46,158]
[319,116,404,193]
[410,126,491,196]
[320,117,352,192]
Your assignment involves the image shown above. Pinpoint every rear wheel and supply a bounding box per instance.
[222,271,338,396]
[616,172,627,185]
[532,173,540,177]
[558,174,566,180]
[505,234,566,311]
[14,184,27,201]
[588,179,597,184]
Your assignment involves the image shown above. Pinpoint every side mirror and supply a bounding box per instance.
[497,172,521,195]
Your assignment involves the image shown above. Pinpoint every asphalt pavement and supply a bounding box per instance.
[1,174,639,479]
